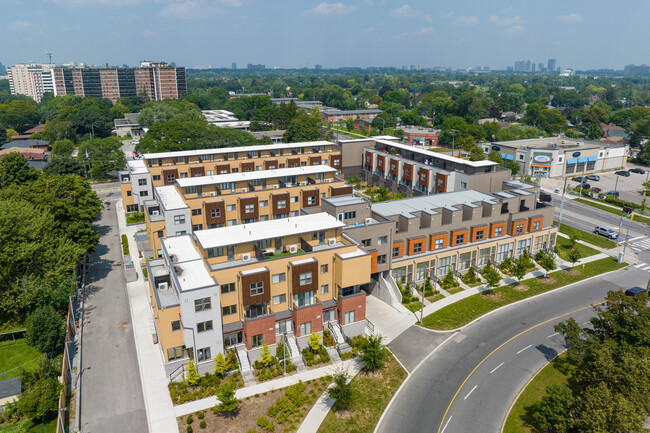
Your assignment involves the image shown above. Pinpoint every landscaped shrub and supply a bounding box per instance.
[225,350,238,371]
[126,212,145,223]
[440,269,458,289]
[199,421,206,429]
[301,345,330,367]
[340,351,355,361]
[499,257,513,273]
[186,415,194,424]
[186,426,193,433]
[257,415,275,432]
[121,234,129,255]
[535,251,557,271]
[360,334,387,372]
[197,411,204,420]
[423,276,437,296]
[276,340,289,362]
[323,329,336,347]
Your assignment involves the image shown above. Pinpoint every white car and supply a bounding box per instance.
[594,226,619,239]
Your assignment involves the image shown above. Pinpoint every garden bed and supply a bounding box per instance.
[169,370,243,405]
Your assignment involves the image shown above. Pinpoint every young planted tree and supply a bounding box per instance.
[483,264,501,290]
[308,332,322,352]
[259,343,275,367]
[327,369,354,412]
[360,334,387,372]
[511,256,528,283]
[215,380,239,418]
[185,359,200,386]
[214,352,228,377]
[567,248,582,268]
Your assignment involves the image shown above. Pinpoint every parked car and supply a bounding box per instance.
[625,286,647,296]
[585,174,600,181]
[605,190,620,198]
[594,225,619,239]
[571,176,584,182]
[590,187,602,193]
[615,170,631,177]
[630,168,646,174]
[576,183,591,190]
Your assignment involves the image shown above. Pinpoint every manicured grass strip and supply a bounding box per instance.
[405,301,422,313]
[554,220,617,249]
[575,198,650,226]
[555,236,599,261]
[426,293,445,303]
[422,258,626,330]
[0,339,43,380]
[428,147,454,153]
[503,354,573,433]
[317,354,407,433]
[446,287,464,295]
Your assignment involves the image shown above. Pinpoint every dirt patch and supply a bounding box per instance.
[565,269,580,276]
[536,277,556,285]
[481,292,504,302]
[177,378,329,433]
[510,284,528,291]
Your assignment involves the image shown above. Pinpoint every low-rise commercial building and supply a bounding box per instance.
[397,126,441,146]
[147,213,371,367]
[483,137,629,178]
[120,141,342,213]
[323,109,382,124]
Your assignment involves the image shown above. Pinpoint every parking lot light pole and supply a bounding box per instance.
[557,177,568,232]
[645,170,649,196]
[615,175,620,193]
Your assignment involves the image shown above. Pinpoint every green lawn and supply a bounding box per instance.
[0,339,42,380]
[428,147,454,153]
[555,220,617,249]
[422,257,626,330]
[0,417,57,433]
[267,249,304,259]
[426,293,445,303]
[0,317,26,334]
[503,354,574,433]
[317,353,407,433]
[555,235,600,261]
[405,301,422,313]
[575,198,650,226]
[446,287,464,295]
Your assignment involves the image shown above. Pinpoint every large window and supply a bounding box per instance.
[171,320,181,331]
[272,294,286,305]
[277,200,286,209]
[197,320,213,333]
[138,178,147,186]
[458,252,472,271]
[299,272,312,286]
[344,211,356,219]
[245,204,255,214]
[192,209,202,216]
[251,334,264,348]
[378,236,388,245]
[478,247,493,266]
[497,243,512,262]
[197,347,211,362]
[437,257,451,276]
[413,242,423,254]
[246,303,266,319]
[250,281,264,296]
[377,255,387,265]
[344,310,355,324]
[194,297,211,312]
[300,322,312,336]
[222,305,236,316]
[294,291,315,308]
[167,345,187,361]
[272,273,286,284]
[174,215,185,225]
[224,332,243,347]
[220,282,235,294]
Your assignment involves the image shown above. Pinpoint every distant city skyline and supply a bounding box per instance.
[1,0,648,71]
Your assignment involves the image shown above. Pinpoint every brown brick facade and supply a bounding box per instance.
[162,168,178,185]
[264,159,278,170]
[291,260,319,296]
[292,304,323,337]
[271,192,290,216]
[240,269,271,306]
[239,196,259,221]
[204,201,226,225]
[243,315,276,349]
[330,186,353,196]
[301,189,320,208]
[337,292,366,325]
[189,166,205,177]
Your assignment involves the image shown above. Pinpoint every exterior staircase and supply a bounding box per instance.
[236,345,256,386]
[286,334,306,371]
[328,322,351,353]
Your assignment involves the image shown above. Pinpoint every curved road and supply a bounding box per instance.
[377,265,648,433]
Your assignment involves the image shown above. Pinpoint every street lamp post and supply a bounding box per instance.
[448,129,458,157]
[620,215,633,263]
[557,177,568,232]
[614,175,620,193]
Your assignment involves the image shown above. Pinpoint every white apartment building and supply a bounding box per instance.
[8,63,56,103]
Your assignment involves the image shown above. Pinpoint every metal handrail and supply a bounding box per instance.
[365,319,375,333]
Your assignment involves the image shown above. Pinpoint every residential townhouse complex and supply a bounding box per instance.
[146,213,371,366]
[143,165,352,257]
[347,137,512,195]
[120,140,342,213]
[322,109,382,124]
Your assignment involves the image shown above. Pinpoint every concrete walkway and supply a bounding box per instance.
[116,200,179,433]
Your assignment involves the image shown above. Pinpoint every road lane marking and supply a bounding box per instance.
[436,302,604,433]
[463,385,477,400]
[440,416,452,433]
[516,345,532,354]
[642,266,650,271]
[635,263,647,268]
[629,236,646,242]
[490,362,504,374]
[547,332,560,338]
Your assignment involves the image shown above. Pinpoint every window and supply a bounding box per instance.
[171,320,181,331]
[126,190,132,197]
[272,273,286,284]
[167,345,187,361]
[250,281,264,296]
[222,305,237,316]
[174,215,185,225]
[251,334,264,348]
[276,319,291,334]
[260,200,268,207]
[175,231,186,236]
[461,181,468,189]
[494,226,503,237]
[138,178,147,186]
[435,238,444,249]
[246,303,266,319]
[260,215,269,222]
[272,294,286,305]
[197,320,213,333]
[437,257,451,276]
[294,291,315,308]
[221,282,235,294]
[320,264,328,274]
[206,170,214,175]
[455,234,465,244]
[277,200,286,209]
[139,191,148,197]
[226,204,236,211]
[210,208,220,218]
[208,247,224,258]
[420,172,426,181]
[290,211,299,217]
[227,219,236,226]
[519,154,525,160]
[377,255,387,265]
[300,321,312,336]
[321,284,329,294]
[362,239,371,247]
[299,272,312,286]
[378,236,388,245]
[516,225,524,234]
[344,211,356,219]
[413,242,423,254]
[194,297,211,312]
[192,224,203,231]
[533,221,541,230]
[153,175,161,181]
[307,196,316,205]
[245,204,255,214]
[192,209,202,216]
[290,196,298,203]
[392,247,400,258]
[475,230,485,241]
[344,310,355,324]
[224,332,243,347]
[185,186,196,194]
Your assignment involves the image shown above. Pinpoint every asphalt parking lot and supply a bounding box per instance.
[540,162,650,205]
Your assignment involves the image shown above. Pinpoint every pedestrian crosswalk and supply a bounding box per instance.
[629,236,650,252]
[634,263,650,272]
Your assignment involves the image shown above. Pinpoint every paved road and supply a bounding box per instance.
[80,191,147,433]
[377,264,648,433]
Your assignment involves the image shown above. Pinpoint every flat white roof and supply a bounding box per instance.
[195,213,344,249]
[338,135,398,143]
[128,159,148,174]
[155,185,188,210]
[338,248,367,259]
[161,236,215,292]
[163,235,202,263]
[372,190,497,219]
[176,165,337,188]
[374,138,497,168]
[143,140,335,160]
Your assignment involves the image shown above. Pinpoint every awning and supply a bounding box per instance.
[531,164,551,168]
[587,155,598,162]
[577,156,588,163]
[566,158,577,164]
[500,153,514,161]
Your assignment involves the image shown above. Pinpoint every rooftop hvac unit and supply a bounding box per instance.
[209,192,216,196]
[152,210,159,216]
[289,245,298,254]
[158,282,168,291]
[325,179,331,183]
[169,254,178,263]
[241,253,251,262]
[365,218,372,225]
[273,184,279,189]
[300,181,307,186]
[217,159,223,162]
[328,238,336,246]
[241,188,247,193]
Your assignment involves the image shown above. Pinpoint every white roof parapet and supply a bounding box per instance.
[373,138,497,168]
[143,140,334,160]
[195,213,344,249]
[155,185,188,210]
[176,165,337,188]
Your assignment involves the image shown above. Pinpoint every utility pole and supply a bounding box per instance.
[46,51,53,65]
[619,215,632,263]
[557,177,568,232]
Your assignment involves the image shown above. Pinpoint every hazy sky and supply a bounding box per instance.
[2,0,648,70]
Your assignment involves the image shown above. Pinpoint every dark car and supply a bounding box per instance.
[572,176,584,182]
[576,183,590,190]
[615,170,631,177]
[605,190,620,198]
[585,174,600,181]
[630,168,646,174]
[625,286,647,296]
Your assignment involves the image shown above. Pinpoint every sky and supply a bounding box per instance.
[1,0,648,71]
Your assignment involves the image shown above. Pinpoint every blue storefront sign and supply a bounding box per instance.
[491,145,501,151]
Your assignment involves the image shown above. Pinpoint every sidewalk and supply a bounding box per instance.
[116,200,179,433]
